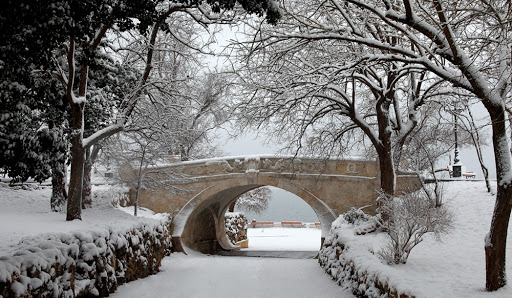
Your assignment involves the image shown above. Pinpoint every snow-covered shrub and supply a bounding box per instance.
[0,219,172,297]
[343,206,370,224]
[341,206,380,235]
[378,191,453,264]
[93,185,130,207]
[319,215,416,297]
[225,212,248,244]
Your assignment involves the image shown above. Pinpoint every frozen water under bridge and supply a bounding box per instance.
[123,155,419,254]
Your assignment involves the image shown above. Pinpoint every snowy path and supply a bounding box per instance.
[112,227,350,298]
[111,253,353,298]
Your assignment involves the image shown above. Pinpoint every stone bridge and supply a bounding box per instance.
[127,155,419,254]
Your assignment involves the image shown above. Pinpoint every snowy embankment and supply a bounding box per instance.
[319,180,512,297]
[0,183,172,297]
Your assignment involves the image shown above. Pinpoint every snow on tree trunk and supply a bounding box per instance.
[485,105,512,291]
[376,94,396,221]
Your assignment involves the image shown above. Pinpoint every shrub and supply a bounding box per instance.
[343,206,380,235]
[225,212,248,244]
[378,191,453,264]
[343,206,370,225]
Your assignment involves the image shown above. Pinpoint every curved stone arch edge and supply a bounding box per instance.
[171,175,337,254]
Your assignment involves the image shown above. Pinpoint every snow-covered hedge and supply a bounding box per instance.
[318,214,416,298]
[0,220,172,297]
[225,212,248,244]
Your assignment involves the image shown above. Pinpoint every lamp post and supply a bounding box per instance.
[452,105,462,178]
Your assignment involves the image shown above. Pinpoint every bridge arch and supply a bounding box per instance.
[171,172,337,254]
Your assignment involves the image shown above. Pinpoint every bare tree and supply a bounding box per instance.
[403,107,454,207]
[378,190,453,265]
[456,100,493,192]
[229,186,272,213]
[53,0,280,222]
[174,72,232,161]
[100,100,191,216]
[231,4,452,222]
[401,101,475,206]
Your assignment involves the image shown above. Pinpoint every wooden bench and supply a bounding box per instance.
[463,172,476,179]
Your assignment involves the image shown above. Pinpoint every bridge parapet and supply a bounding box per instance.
[152,156,379,178]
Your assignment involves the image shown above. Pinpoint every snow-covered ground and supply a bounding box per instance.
[0,183,166,255]
[1,180,511,297]
[321,180,512,297]
[245,227,321,251]
[110,253,352,298]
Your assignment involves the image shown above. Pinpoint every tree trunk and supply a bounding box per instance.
[51,160,67,212]
[82,147,92,209]
[485,105,512,291]
[467,106,492,193]
[229,200,237,212]
[134,146,147,217]
[375,98,396,222]
[378,150,396,196]
[66,102,85,221]
[82,144,101,209]
[476,147,492,193]
[134,186,139,217]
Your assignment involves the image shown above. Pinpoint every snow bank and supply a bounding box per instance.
[0,183,172,297]
[319,216,415,297]
[319,181,512,297]
[0,222,172,297]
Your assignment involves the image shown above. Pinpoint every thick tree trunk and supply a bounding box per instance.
[378,151,396,196]
[486,185,512,291]
[485,105,512,291]
[51,161,67,212]
[375,96,396,222]
[66,103,85,221]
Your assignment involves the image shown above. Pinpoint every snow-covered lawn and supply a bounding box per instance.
[110,253,353,298]
[0,183,166,255]
[245,227,321,251]
[398,180,512,297]
[321,180,512,297]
